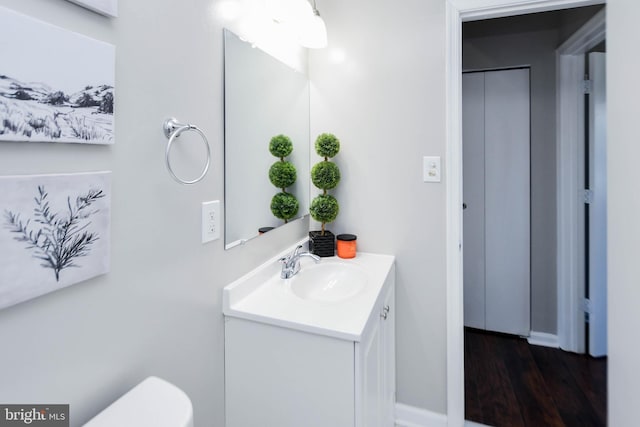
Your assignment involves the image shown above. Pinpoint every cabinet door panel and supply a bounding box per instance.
[361,314,382,427]
[355,273,395,427]
[225,318,354,427]
[381,284,396,426]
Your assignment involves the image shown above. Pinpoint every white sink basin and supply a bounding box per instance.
[289,263,367,303]
[223,243,395,341]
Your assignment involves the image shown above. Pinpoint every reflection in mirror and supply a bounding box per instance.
[224,29,310,249]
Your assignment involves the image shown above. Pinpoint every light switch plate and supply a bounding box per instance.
[202,200,221,243]
[423,156,441,183]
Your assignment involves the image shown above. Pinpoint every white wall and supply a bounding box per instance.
[607,0,640,425]
[310,0,448,412]
[0,0,307,425]
[463,27,559,334]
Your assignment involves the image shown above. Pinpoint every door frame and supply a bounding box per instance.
[556,9,606,354]
[445,0,606,425]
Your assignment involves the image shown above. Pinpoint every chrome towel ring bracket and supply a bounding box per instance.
[163,117,211,185]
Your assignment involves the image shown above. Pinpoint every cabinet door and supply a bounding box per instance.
[225,318,355,427]
[356,282,395,427]
[381,284,396,426]
[359,309,383,427]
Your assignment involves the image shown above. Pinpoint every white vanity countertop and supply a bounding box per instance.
[222,247,395,342]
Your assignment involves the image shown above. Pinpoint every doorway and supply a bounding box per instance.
[444,1,608,425]
[461,7,607,426]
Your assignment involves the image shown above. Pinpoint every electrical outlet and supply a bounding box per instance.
[423,156,441,183]
[202,200,220,243]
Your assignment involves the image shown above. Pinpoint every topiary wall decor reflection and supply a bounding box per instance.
[269,134,299,223]
[309,133,340,257]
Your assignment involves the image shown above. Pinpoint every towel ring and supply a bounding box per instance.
[163,117,211,185]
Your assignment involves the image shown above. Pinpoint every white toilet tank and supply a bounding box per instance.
[83,376,193,427]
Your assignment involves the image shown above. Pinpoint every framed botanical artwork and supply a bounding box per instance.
[0,7,115,144]
[0,172,111,310]
[65,0,118,17]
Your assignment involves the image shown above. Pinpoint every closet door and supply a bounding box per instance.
[462,72,486,330]
[462,68,530,336]
[484,69,530,336]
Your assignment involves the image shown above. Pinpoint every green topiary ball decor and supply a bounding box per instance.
[315,133,340,159]
[268,134,298,223]
[271,192,300,221]
[309,194,339,224]
[269,134,293,158]
[269,161,297,189]
[311,161,341,190]
[309,132,341,242]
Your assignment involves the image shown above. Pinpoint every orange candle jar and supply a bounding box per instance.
[336,234,357,259]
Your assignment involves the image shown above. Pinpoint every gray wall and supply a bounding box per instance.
[310,0,448,412]
[306,0,639,421]
[463,27,560,334]
[558,5,605,43]
[0,0,307,425]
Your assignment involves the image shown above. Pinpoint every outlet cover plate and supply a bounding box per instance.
[202,200,221,243]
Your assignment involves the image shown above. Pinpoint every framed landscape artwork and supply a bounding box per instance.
[0,172,111,310]
[0,7,115,144]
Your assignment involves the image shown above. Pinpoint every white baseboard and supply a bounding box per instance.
[395,403,447,427]
[395,403,493,427]
[527,331,560,348]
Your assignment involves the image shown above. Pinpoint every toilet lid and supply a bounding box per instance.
[83,377,193,427]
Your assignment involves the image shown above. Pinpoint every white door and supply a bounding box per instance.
[462,68,531,336]
[462,72,486,330]
[484,69,530,336]
[588,52,607,357]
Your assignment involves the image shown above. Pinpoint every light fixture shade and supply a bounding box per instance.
[270,0,313,23]
[298,11,328,48]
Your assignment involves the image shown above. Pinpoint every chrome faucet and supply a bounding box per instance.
[279,245,320,279]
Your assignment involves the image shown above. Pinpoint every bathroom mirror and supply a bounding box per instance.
[223,29,310,249]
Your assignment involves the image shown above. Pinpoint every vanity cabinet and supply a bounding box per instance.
[224,268,395,427]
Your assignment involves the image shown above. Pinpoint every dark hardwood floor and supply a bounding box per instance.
[464,328,607,427]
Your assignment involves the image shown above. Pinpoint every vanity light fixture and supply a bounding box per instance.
[270,0,313,24]
[298,0,328,49]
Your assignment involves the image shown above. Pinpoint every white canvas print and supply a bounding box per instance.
[0,7,115,144]
[0,172,111,310]
[65,0,118,17]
